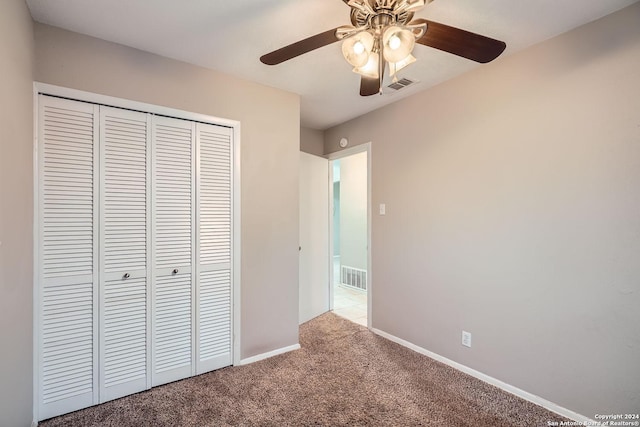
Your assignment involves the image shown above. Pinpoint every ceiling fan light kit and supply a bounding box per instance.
[342,31,375,67]
[336,0,428,92]
[382,26,416,62]
[260,0,506,97]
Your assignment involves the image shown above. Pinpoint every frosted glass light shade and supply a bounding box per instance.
[389,54,416,76]
[342,31,374,67]
[353,52,379,78]
[382,26,415,63]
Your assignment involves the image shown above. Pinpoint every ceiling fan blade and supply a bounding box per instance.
[360,76,380,96]
[412,19,506,63]
[260,28,341,65]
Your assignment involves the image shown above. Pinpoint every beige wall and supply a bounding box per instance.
[339,152,368,271]
[0,1,34,426]
[33,24,301,359]
[300,126,325,157]
[325,3,640,417]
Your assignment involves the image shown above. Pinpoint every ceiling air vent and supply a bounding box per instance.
[387,77,415,91]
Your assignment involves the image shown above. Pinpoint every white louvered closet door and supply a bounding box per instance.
[196,123,233,374]
[152,116,196,386]
[38,93,236,420]
[38,96,99,420]
[99,107,151,402]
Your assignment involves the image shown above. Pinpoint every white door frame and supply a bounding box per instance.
[327,142,372,329]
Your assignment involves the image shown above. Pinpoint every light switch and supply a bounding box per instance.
[379,203,386,215]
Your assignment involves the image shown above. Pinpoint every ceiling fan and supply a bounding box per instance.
[260,0,506,96]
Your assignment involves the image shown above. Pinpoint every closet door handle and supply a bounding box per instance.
[123,273,130,279]
[172,268,179,275]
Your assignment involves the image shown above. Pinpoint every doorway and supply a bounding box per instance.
[329,144,371,328]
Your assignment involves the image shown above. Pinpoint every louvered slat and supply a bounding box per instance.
[103,277,146,389]
[102,108,147,273]
[42,101,94,278]
[199,125,232,266]
[199,270,231,362]
[154,119,192,268]
[154,274,192,375]
[39,96,97,419]
[41,285,93,391]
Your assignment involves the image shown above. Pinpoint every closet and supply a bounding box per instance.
[36,94,235,420]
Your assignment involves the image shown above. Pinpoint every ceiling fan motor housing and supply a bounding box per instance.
[349,0,416,28]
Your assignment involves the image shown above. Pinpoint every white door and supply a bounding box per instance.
[37,96,99,419]
[195,122,233,374]
[299,152,329,324]
[151,116,195,386]
[99,106,151,402]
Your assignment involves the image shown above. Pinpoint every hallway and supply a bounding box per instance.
[333,284,367,327]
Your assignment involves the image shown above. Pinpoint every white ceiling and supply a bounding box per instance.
[26,0,638,130]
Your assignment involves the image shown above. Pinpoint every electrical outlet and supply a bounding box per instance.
[462,331,472,348]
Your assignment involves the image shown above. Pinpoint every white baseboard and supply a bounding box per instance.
[238,343,301,366]
[371,328,593,424]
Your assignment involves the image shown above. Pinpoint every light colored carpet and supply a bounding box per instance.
[41,313,567,426]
